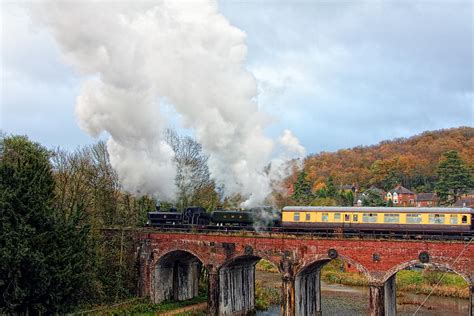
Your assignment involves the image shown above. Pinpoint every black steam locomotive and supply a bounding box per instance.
[147,205,279,228]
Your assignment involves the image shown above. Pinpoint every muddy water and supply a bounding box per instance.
[255,271,470,315]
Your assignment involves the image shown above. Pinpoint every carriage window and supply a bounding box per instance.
[305,213,311,221]
[429,214,445,224]
[294,212,300,221]
[363,213,378,223]
[334,213,341,221]
[462,215,468,224]
[406,214,422,224]
[384,213,400,223]
[344,214,350,221]
[353,214,359,222]
[450,215,458,225]
[322,213,329,222]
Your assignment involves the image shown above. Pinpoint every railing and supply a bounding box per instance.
[137,225,474,241]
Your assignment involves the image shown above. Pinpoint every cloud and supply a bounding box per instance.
[220,0,473,152]
[0,3,92,148]
[2,0,471,164]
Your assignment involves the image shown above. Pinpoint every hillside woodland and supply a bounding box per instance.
[273,127,473,207]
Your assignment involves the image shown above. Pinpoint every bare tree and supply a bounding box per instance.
[165,129,217,209]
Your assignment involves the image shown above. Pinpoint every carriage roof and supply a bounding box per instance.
[282,206,473,214]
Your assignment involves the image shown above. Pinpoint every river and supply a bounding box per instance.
[255,271,470,315]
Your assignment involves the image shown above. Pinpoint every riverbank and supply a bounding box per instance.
[74,294,207,315]
[256,259,470,299]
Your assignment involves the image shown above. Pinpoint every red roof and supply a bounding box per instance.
[388,185,414,195]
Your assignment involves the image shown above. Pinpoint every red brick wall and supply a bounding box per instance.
[139,232,474,287]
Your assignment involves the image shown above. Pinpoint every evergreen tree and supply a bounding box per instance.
[339,190,354,206]
[361,189,386,207]
[0,135,91,314]
[326,176,337,198]
[435,151,473,205]
[292,170,313,204]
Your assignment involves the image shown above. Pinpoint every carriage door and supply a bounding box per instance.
[344,213,351,228]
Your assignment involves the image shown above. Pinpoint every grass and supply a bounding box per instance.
[255,280,281,310]
[396,269,469,298]
[78,293,208,315]
[256,259,279,273]
[174,312,207,316]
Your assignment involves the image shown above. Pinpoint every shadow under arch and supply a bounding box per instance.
[382,258,472,285]
[217,255,263,315]
[152,250,204,304]
[295,255,371,316]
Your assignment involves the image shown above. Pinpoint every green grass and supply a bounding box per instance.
[79,293,208,315]
[255,280,281,310]
[396,269,469,298]
[174,312,206,316]
[256,259,279,273]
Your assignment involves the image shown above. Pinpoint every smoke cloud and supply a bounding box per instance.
[31,0,305,205]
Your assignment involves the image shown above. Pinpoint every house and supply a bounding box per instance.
[454,197,474,208]
[385,185,415,206]
[462,190,474,199]
[339,184,357,193]
[415,193,437,207]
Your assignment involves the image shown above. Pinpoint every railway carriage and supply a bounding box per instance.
[281,206,473,233]
[211,210,253,226]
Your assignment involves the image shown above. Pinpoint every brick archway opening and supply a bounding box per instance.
[152,250,205,304]
[382,260,471,315]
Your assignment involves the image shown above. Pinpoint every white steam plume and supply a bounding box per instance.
[31,0,304,206]
[268,129,306,191]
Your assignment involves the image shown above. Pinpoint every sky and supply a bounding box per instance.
[1,0,473,154]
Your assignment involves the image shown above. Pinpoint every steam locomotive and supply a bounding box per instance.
[146,206,279,228]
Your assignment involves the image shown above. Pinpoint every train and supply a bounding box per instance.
[147,205,474,235]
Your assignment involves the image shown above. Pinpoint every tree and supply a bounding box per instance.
[165,129,217,210]
[0,135,91,313]
[338,190,354,206]
[310,197,337,206]
[435,150,473,205]
[326,176,337,198]
[361,189,386,207]
[51,141,154,303]
[292,170,313,204]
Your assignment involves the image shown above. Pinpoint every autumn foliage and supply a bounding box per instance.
[296,127,473,194]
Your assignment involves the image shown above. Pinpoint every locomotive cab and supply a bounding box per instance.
[183,206,211,225]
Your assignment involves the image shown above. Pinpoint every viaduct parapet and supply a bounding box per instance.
[137,232,474,316]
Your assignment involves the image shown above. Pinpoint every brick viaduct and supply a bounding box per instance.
[137,231,474,315]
